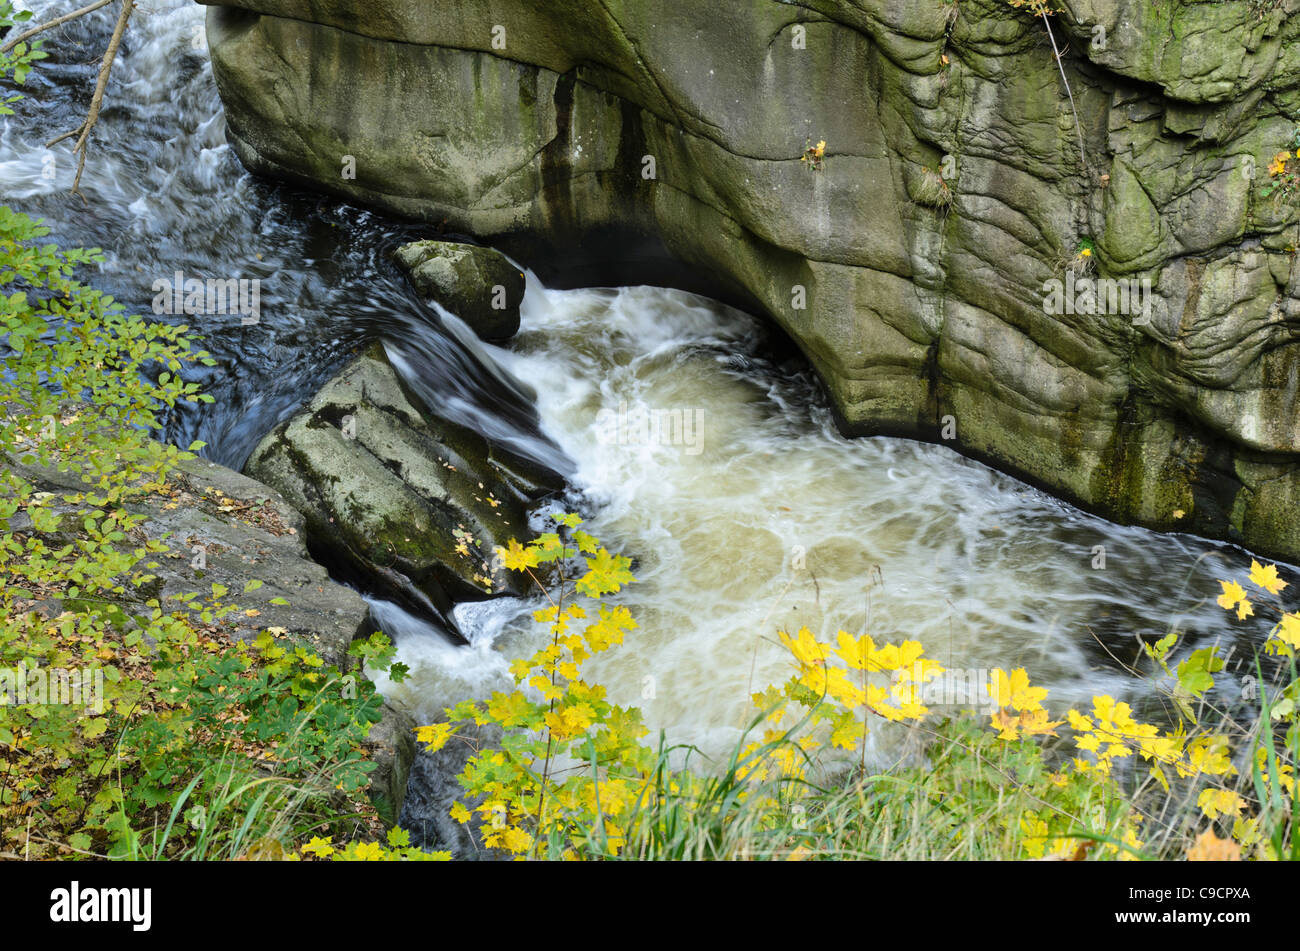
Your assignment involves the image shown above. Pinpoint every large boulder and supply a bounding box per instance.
[204,0,1300,562]
[394,240,525,341]
[244,342,550,636]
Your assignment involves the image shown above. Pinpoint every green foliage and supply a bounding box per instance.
[417,513,651,857]
[0,3,47,115]
[301,825,450,861]
[0,20,406,859]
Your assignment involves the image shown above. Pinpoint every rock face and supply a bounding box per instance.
[244,342,548,635]
[7,450,414,823]
[394,240,525,341]
[204,0,1300,562]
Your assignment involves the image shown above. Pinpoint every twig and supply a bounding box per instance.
[1038,10,1088,173]
[0,0,114,54]
[68,0,135,197]
[45,127,80,149]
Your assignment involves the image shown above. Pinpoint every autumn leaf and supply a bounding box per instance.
[1275,613,1300,650]
[780,627,830,667]
[834,630,874,670]
[989,667,1048,712]
[1186,828,1241,861]
[1248,560,1287,596]
[414,722,457,752]
[1197,787,1245,821]
[301,836,336,858]
[497,539,538,572]
[575,547,634,597]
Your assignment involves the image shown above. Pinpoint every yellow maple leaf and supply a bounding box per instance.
[1275,612,1300,649]
[414,722,456,752]
[780,627,830,667]
[497,539,538,572]
[1249,560,1287,595]
[990,668,1048,712]
[301,836,335,858]
[1197,787,1246,820]
[1216,579,1246,610]
[834,630,875,670]
[492,826,533,854]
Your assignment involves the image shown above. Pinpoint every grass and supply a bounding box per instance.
[911,167,954,211]
[547,684,1297,861]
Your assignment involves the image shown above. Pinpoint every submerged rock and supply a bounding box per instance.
[394,240,525,341]
[206,0,1300,562]
[245,341,553,638]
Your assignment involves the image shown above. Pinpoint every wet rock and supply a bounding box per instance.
[394,240,525,341]
[362,700,417,826]
[244,342,544,638]
[399,721,500,859]
[205,0,1300,561]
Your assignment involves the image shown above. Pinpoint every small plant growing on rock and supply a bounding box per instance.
[1071,236,1096,275]
[1260,127,1300,209]
[801,138,826,171]
[913,166,954,211]
[415,513,648,857]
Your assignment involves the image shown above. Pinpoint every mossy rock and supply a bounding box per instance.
[245,342,551,628]
[394,241,525,341]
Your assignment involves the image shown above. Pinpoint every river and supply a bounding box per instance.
[1,0,1288,816]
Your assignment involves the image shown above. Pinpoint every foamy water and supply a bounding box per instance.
[373,278,1276,766]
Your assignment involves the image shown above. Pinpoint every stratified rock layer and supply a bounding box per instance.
[205,0,1300,561]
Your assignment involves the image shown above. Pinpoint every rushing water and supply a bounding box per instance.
[372,281,1284,768]
[2,2,1292,796]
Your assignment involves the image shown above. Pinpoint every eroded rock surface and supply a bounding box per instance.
[204,0,1300,560]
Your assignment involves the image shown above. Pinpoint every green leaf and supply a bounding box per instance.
[1176,646,1224,699]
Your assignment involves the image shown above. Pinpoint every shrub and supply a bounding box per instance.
[418,520,1297,861]
[1,15,406,859]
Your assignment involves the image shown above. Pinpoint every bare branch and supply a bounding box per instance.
[69,0,134,196]
[45,126,82,149]
[0,0,115,55]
